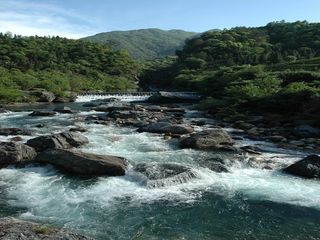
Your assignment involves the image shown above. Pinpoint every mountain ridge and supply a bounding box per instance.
[83,28,197,61]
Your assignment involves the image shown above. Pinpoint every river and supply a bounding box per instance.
[0,98,319,239]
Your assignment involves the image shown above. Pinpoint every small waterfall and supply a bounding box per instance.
[75,94,151,102]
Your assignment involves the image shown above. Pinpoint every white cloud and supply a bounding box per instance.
[0,0,96,38]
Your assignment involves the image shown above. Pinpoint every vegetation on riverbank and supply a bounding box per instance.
[141,21,320,118]
[0,33,140,103]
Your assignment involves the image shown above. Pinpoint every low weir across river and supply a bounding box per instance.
[75,91,200,102]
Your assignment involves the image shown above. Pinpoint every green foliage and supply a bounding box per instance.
[141,21,320,115]
[83,29,197,60]
[32,225,53,234]
[0,33,141,103]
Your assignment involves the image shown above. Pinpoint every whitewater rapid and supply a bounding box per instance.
[0,105,319,239]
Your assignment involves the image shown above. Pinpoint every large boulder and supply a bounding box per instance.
[137,122,193,134]
[0,142,36,167]
[0,217,92,240]
[26,132,89,152]
[35,149,127,176]
[134,163,199,188]
[284,155,320,179]
[180,129,234,150]
[93,102,133,112]
[147,91,202,103]
[27,89,56,103]
[0,128,32,136]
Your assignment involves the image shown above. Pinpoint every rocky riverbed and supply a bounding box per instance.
[0,97,319,239]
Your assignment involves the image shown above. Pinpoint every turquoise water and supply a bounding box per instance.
[0,104,319,239]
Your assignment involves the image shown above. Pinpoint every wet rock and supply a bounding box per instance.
[134,163,199,188]
[35,124,45,128]
[93,102,133,112]
[0,217,92,240]
[294,124,320,138]
[240,145,263,155]
[69,127,87,132]
[147,91,201,103]
[0,142,36,167]
[29,111,56,117]
[35,149,127,176]
[0,128,32,136]
[26,132,89,152]
[0,108,9,113]
[268,135,287,143]
[54,106,78,114]
[284,155,320,179]
[137,122,194,134]
[180,129,234,150]
[10,136,23,142]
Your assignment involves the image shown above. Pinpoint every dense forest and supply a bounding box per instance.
[0,33,140,103]
[142,21,320,115]
[83,29,197,60]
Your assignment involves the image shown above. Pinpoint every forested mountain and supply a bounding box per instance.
[142,21,320,115]
[83,29,197,60]
[0,33,140,103]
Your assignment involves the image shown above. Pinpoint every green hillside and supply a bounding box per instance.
[0,34,140,103]
[141,21,320,115]
[83,29,197,60]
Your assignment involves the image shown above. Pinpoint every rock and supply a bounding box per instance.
[134,163,199,188]
[294,124,320,138]
[180,129,234,150]
[236,122,255,130]
[35,149,127,176]
[268,135,287,143]
[0,108,9,113]
[10,136,23,142]
[26,132,89,152]
[137,122,193,134]
[29,111,56,117]
[93,102,133,112]
[289,140,305,147]
[27,89,56,103]
[0,128,32,136]
[0,217,92,240]
[54,93,77,103]
[69,127,87,132]
[147,91,202,103]
[284,155,320,179]
[240,145,263,155]
[35,124,45,128]
[54,106,78,114]
[0,142,36,167]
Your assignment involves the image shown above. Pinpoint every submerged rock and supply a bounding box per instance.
[0,127,32,136]
[294,124,320,138]
[137,122,193,134]
[134,163,199,188]
[0,217,92,240]
[29,111,56,117]
[26,132,89,152]
[35,149,127,176]
[180,129,234,150]
[284,155,320,179]
[0,142,36,167]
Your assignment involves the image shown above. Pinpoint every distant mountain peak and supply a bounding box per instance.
[83,28,197,61]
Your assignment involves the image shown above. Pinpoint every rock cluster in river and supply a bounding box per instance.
[0,217,92,240]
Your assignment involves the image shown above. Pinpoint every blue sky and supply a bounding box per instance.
[0,0,319,38]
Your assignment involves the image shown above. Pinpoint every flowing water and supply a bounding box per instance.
[0,99,319,239]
